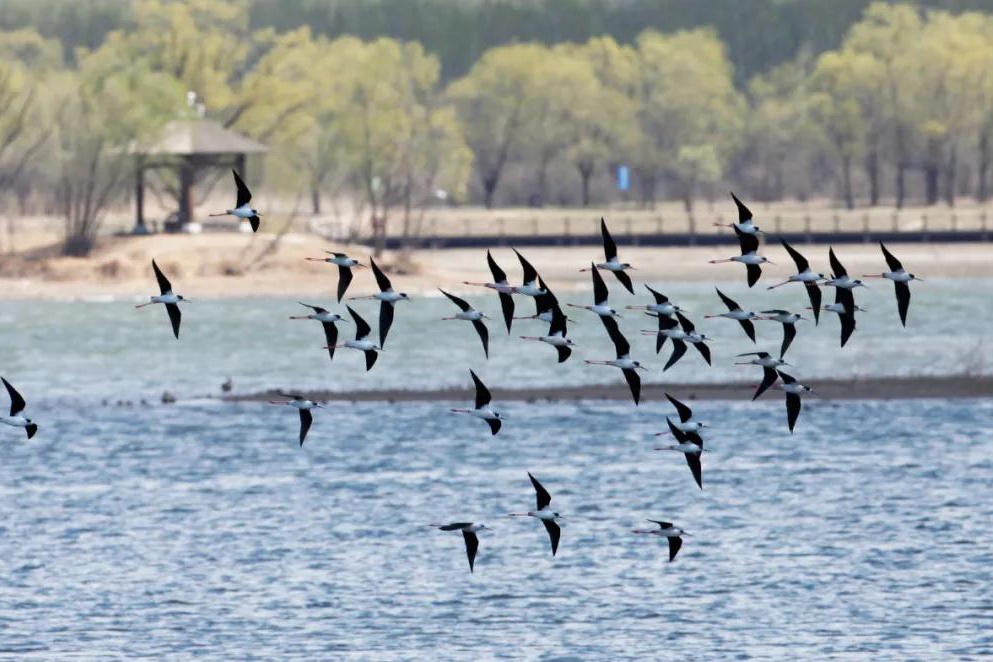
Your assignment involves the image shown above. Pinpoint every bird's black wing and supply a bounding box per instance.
[880,241,903,272]
[781,322,797,358]
[828,247,847,278]
[440,289,471,312]
[805,283,821,325]
[438,522,472,531]
[894,281,911,327]
[666,417,689,443]
[685,453,702,490]
[462,530,479,573]
[606,322,630,359]
[780,239,810,272]
[694,341,712,366]
[622,368,641,406]
[347,305,372,340]
[777,370,797,384]
[369,257,393,292]
[613,270,634,294]
[739,318,756,343]
[600,314,621,341]
[543,520,561,557]
[746,263,762,288]
[786,392,802,433]
[151,259,172,295]
[336,266,353,302]
[364,350,378,371]
[754,367,778,401]
[590,263,608,305]
[664,339,687,371]
[2,377,26,417]
[298,408,313,446]
[600,217,618,261]
[471,319,489,359]
[299,301,327,314]
[233,169,252,207]
[378,301,394,348]
[534,277,558,315]
[499,292,515,334]
[655,314,677,354]
[647,519,673,529]
[665,393,693,423]
[514,248,538,285]
[486,250,508,285]
[528,472,552,510]
[165,303,182,340]
[555,345,572,363]
[248,215,260,233]
[549,305,568,337]
[486,418,501,436]
[676,311,696,334]
[735,225,759,255]
[645,284,669,305]
[839,311,856,347]
[322,322,338,360]
[715,287,738,312]
[470,369,491,409]
[835,287,855,314]
[25,423,37,439]
[730,191,752,221]
[667,536,683,562]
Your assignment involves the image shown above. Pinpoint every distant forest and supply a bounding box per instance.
[4,0,993,81]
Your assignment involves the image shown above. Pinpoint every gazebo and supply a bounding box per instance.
[131,118,268,233]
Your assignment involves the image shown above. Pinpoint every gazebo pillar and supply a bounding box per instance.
[133,157,147,234]
[179,157,195,227]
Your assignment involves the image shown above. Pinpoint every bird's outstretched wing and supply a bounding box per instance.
[233,169,252,208]
[151,259,173,295]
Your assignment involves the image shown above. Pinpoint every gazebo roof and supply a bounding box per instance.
[133,118,268,157]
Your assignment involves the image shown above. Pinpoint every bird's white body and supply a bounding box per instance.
[453,309,484,322]
[718,310,755,321]
[596,258,630,272]
[514,284,546,297]
[667,418,707,434]
[539,333,572,347]
[376,291,408,304]
[733,221,761,235]
[686,332,710,344]
[590,303,617,318]
[741,356,786,369]
[326,255,360,267]
[530,506,558,521]
[345,339,379,352]
[778,382,810,395]
[883,270,915,283]
[646,302,679,316]
[659,328,687,341]
[308,311,344,323]
[287,399,319,410]
[149,293,180,305]
[663,441,703,454]
[230,204,256,219]
[1,415,29,428]
[636,525,685,538]
[790,269,822,283]
[822,303,864,315]
[824,275,864,289]
[535,310,555,324]
[471,407,500,421]
[730,253,768,266]
[761,311,801,324]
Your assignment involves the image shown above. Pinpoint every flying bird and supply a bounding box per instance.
[655,418,705,489]
[304,252,364,302]
[325,306,381,371]
[430,522,490,573]
[450,370,503,435]
[677,312,712,366]
[772,370,816,433]
[642,314,688,370]
[632,519,690,562]
[658,393,709,435]
[514,277,569,325]
[290,302,347,360]
[268,393,323,446]
[440,289,490,358]
[584,324,646,405]
[754,309,805,358]
[509,473,562,556]
[208,169,262,232]
[704,287,758,342]
[714,191,762,235]
[627,284,683,317]
[823,248,866,292]
[735,352,789,400]
[815,289,862,347]
[135,259,187,339]
[463,250,516,333]
[863,242,920,326]
[520,306,574,363]
[581,218,635,293]
[568,264,621,329]
[1,377,37,439]
[709,226,771,287]
[767,240,824,324]
[511,249,547,297]
[350,257,409,348]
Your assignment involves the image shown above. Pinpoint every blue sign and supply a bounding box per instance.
[617,165,630,192]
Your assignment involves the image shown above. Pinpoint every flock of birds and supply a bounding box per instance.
[0,173,923,573]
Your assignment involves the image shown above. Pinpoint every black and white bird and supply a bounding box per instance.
[714,191,762,235]
[463,250,515,333]
[208,169,261,232]
[568,263,621,323]
[655,418,705,489]
[514,277,568,325]
[290,302,347,360]
[658,393,709,435]
[325,305,381,371]
[709,226,771,287]
[824,248,866,292]
[642,314,688,370]
[816,288,862,347]
[632,519,690,562]
[735,352,789,400]
[440,289,490,358]
[268,392,323,446]
[430,522,490,573]
[627,284,684,318]
[509,473,562,557]
[704,287,758,342]
[450,370,503,435]
[755,309,805,358]
[863,242,920,327]
[511,249,547,297]
[304,252,364,302]
[580,218,635,293]
[135,259,187,339]
[1,377,37,439]
[772,370,816,433]
[350,257,409,348]
[768,240,824,323]
[584,324,646,405]
[677,312,713,366]
[520,305,574,363]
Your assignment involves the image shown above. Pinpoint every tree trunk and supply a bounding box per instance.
[865,149,879,206]
[481,171,499,209]
[944,145,957,207]
[638,170,656,209]
[895,163,906,209]
[841,154,854,210]
[311,186,321,215]
[578,162,594,207]
[924,164,940,205]
[978,132,990,202]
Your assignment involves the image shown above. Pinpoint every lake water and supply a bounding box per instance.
[0,280,991,658]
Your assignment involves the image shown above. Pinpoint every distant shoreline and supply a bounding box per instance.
[225,375,993,404]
